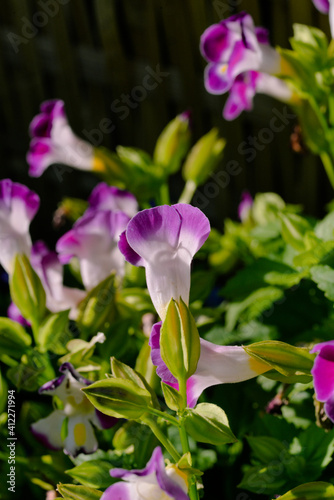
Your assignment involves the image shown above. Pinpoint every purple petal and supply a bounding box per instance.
[223,71,258,121]
[88,183,138,218]
[26,138,53,177]
[94,409,118,430]
[311,342,334,403]
[39,362,91,395]
[118,231,144,266]
[255,27,269,45]
[30,410,65,451]
[149,322,178,386]
[101,483,132,500]
[313,0,330,13]
[200,23,233,63]
[7,302,30,327]
[172,204,211,258]
[238,191,253,221]
[0,179,40,221]
[204,63,232,94]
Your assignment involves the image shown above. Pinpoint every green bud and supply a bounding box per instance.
[182,128,225,186]
[82,378,152,420]
[9,254,46,331]
[184,403,237,445]
[160,298,200,385]
[153,112,191,174]
[243,340,314,380]
[77,274,116,334]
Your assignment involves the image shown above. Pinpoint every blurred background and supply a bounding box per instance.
[0,0,332,242]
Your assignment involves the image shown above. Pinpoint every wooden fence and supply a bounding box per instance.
[0,0,331,231]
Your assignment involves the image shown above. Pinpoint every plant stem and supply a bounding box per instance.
[146,406,180,426]
[146,418,180,463]
[179,419,199,500]
[321,152,334,191]
[178,180,197,204]
[160,183,171,205]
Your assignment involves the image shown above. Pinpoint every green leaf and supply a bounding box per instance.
[315,211,334,241]
[278,212,313,252]
[37,309,70,353]
[0,317,31,358]
[66,461,114,489]
[160,298,200,384]
[153,112,191,174]
[221,258,305,300]
[77,274,116,333]
[225,287,284,331]
[243,340,315,379]
[57,483,102,500]
[290,24,328,68]
[184,403,237,445]
[161,382,183,412]
[238,464,287,496]
[82,378,152,420]
[310,265,334,300]
[246,436,289,464]
[276,482,334,500]
[293,240,334,268]
[111,357,159,409]
[0,368,8,413]
[116,146,153,170]
[182,128,225,186]
[59,332,106,368]
[9,254,46,331]
[7,349,55,391]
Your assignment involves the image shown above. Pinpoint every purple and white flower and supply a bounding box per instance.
[88,183,138,218]
[238,191,253,222]
[223,71,294,120]
[31,241,86,317]
[200,12,282,95]
[150,323,270,408]
[57,209,130,290]
[119,204,210,320]
[0,179,39,274]
[311,340,334,422]
[313,0,334,37]
[101,447,189,500]
[27,100,95,177]
[31,362,117,457]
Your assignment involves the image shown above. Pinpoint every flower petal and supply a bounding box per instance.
[30,410,65,451]
[311,342,334,402]
[64,415,98,457]
[313,0,330,14]
[88,183,138,218]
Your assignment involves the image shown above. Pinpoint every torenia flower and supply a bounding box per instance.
[223,71,294,120]
[27,100,96,177]
[150,323,270,408]
[238,191,253,222]
[200,12,282,94]
[312,1,334,37]
[0,179,39,274]
[102,447,189,500]
[31,241,85,317]
[119,204,210,320]
[88,183,138,218]
[57,209,130,290]
[311,341,334,422]
[31,362,116,457]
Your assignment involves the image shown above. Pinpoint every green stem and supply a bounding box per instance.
[179,420,199,500]
[146,418,180,463]
[145,407,180,426]
[159,183,171,205]
[178,180,197,204]
[321,152,334,191]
